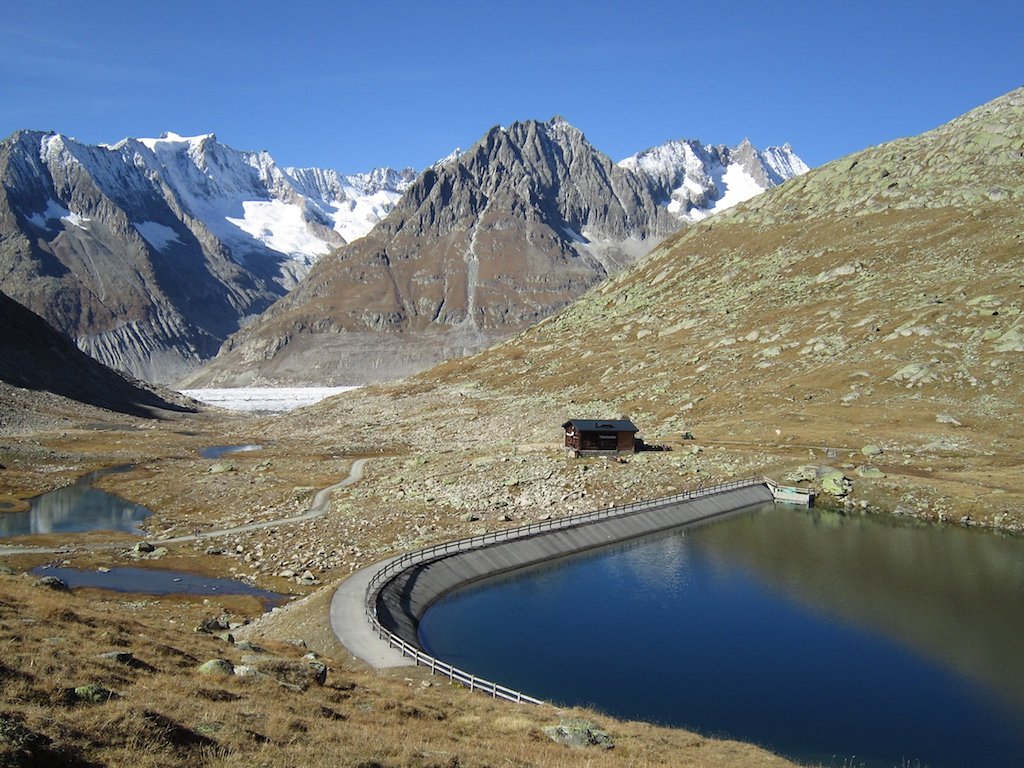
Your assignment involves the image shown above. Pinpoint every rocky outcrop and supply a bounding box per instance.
[187,118,683,386]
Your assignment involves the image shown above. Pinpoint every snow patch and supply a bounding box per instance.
[62,211,91,229]
[26,199,71,228]
[328,187,404,243]
[137,131,214,151]
[133,221,182,250]
[179,387,358,412]
[226,200,333,259]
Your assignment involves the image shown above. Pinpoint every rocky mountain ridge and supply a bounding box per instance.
[0,124,803,386]
[188,119,806,386]
[0,130,413,383]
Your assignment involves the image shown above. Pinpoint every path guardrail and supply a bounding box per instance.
[362,475,769,705]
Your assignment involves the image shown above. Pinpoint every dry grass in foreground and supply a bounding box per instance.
[0,573,799,768]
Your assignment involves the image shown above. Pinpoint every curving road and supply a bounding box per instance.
[0,458,369,556]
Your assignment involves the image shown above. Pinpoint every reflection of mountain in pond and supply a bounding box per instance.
[0,466,151,536]
[696,506,1024,719]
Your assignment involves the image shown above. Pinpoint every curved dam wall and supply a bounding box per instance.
[375,483,774,647]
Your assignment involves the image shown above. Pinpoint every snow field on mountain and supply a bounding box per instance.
[133,221,182,250]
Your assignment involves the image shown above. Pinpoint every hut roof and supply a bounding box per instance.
[561,419,639,433]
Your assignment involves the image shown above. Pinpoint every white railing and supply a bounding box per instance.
[364,476,768,705]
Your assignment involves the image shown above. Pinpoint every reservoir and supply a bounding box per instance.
[419,504,1024,767]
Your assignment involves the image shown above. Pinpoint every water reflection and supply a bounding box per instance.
[0,466,151,537]
[32,566,288,608]
[419,503,1024,767]
[200,444,262,459]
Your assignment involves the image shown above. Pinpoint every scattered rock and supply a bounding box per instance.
[856,467,887,479]
[821,470,853,497]
[888,362,939,387]
[73,684,116,704]
[195,614,231,634]
[543,718,614,750]
[460,513,480,522]
[861,444,883,457]
[209,462,235,474]
[197,658,235,676]
[238,655,327,690]
[98,650,135,665]
[33,576,68,591]
[936,413,962,426]
[133,541,155,553]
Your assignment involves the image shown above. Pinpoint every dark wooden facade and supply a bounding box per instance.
[562,419,639,457]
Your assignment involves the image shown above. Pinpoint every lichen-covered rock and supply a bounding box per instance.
[861,444,883,457]
[856,467,887,479]
[73,684,115,704]
[543,718,614,750]
[821,470,853,497]
[197,658,235,676]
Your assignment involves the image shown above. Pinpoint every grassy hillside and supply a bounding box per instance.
[286,87,1024,532]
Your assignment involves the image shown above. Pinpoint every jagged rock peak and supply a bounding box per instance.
[619,136,809,222]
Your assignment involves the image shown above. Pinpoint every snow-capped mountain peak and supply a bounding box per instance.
[619,138,808,222]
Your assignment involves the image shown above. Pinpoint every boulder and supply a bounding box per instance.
[543,718,614,750]
[195,614,231,634]
[821,470,852,497]
[98,651,135,665]
[197,658,235,676]
[133,541,155,553]
[239,655,328,690]
[856,467,886,479]
[33,576,68,591]
[73,684,115,704]
[861,444,883,457]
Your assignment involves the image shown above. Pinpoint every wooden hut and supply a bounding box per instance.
[562,419,639,457]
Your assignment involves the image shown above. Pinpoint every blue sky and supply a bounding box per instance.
[2,1,1021,173]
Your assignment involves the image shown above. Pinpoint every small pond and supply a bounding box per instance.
[419,503,1024,767]
[200,444,263,460]
[0,466,151,537]
[32,566,289,607]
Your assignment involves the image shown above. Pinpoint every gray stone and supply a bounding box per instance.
[543,718,614,750]
[133,541,155,553]
[856,467,887,479]
[33,575,69,591]
[821,470,853,497]
[197,658,235,676]
[195,614,230,634]
[861,444,883,457]
[73,684,115,704]
[209,462,234,474]
[98,651,135,665]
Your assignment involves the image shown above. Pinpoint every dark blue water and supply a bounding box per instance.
[31,566,288,607]
[419,504,1024,767]
[200,444,262,459]
[0,466,151,536]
